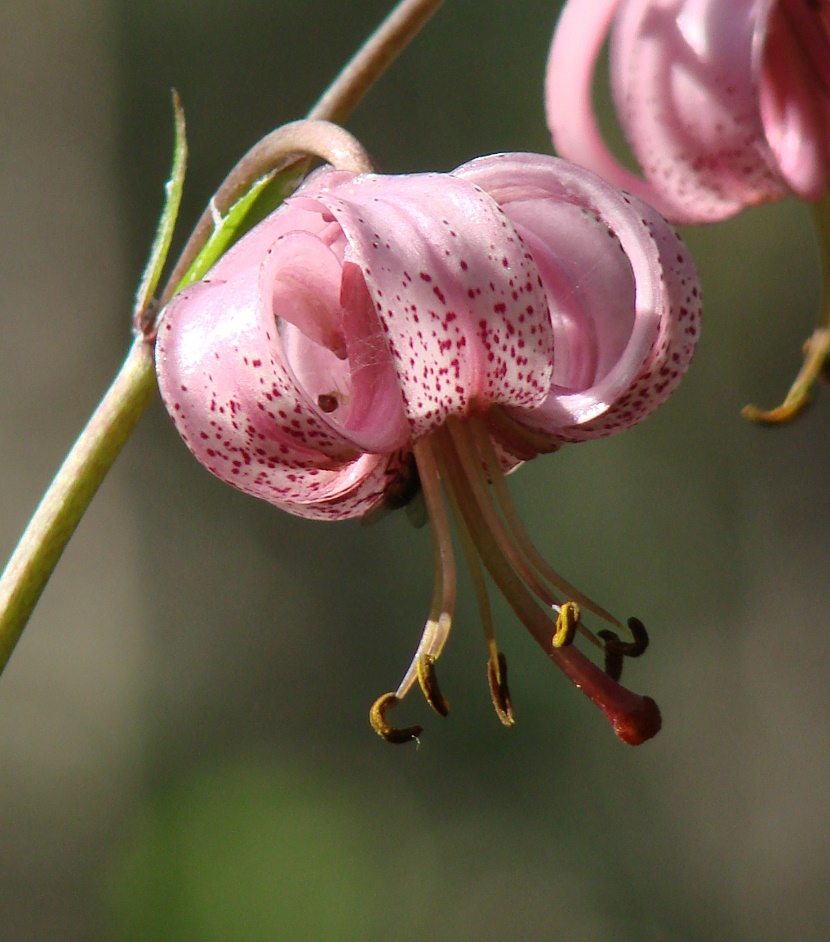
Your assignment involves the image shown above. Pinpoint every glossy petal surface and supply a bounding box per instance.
[454,153,700,440]
[157,155,699,516]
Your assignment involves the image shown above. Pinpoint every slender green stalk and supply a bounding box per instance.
[0,340,156,668]
[134,92,188,319]
[742,189,830,424]
[0,0,445,675]
[308,0,445,123]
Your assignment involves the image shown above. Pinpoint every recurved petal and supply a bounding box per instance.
[452,153,700,441]
[556,193,701,441]
[311,172,555,438]
[545,0,691,222]
[611,0,787,220]
[546,0,789,224]
[759,0,830,200]
[155,272,387,519]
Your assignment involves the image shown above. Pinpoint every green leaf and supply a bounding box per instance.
[133,91,187,320]
[175,160,309,293]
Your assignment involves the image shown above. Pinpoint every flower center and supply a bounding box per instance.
[369,413,662,746]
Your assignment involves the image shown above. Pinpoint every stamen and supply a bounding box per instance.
[553,601,579,648]
[742,191,830,424]
[392,439,456,701]
[599,618,649,680]
[440,453,516,728]
[444,420,563,612]
[599,616,648,658]
[487,652,515,727]
[623,617,649,656]
[369,693,422,744]
[602,643,624,682]
[434,422,565,657]
[439,461,503,674]
[434,420,661,745]
[417,654,450,716]
[469,417,622,633]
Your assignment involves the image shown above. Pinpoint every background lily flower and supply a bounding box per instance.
[546,0,830,225]
[155,152,700,744]
[547,0,830,421]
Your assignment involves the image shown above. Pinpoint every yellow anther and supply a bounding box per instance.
[487,652,515,727]
[552,601,580,648]
[417,654,450,717]
[369,692,423,744]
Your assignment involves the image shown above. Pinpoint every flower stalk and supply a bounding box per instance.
[742,189,830,423]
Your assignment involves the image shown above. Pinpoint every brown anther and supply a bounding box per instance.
[383,451,422,510]
[599,617,649,679]
[598,630,625,681]
[625,617,649,657]
[417,654,449,717]
[369,692,423,744]
[552,601,580,648]
[317,393,339,413]
[487,652,515,727]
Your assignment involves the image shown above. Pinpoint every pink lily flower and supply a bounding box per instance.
[546,0,830,225]
[155,152,700,745]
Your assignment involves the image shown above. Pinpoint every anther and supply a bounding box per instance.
[625,617,649,656]
[599,617,648,680]
[552,601,580,648]
[369,692,423,744]
[601,617,649,658]
[417,654,450,717]
[598,630,625,681]
[487,652,515,727]
[383,451,422,510]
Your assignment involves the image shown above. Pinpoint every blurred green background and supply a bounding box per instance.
[2,1,830,939]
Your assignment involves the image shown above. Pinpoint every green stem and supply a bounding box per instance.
[308,0,445,123]
[0,340,156,669]
[742,189,830,424]
[0,0,445,675]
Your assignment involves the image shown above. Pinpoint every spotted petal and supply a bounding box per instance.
[156,272,404,520]
[310,171,555,438]
[454,153,701,441]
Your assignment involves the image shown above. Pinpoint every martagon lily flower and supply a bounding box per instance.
[546,0,830,421]
[155,149,700,745]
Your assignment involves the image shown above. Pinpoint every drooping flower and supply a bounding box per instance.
[546,0,830,224]
[547,0,830,421]
[155,151,700,745]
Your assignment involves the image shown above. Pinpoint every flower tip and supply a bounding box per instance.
[740,400,811,425]
[611,695,662,746]
[369,692,423,744]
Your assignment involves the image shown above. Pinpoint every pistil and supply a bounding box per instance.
[435,415,661,745]
[369,413,662,746]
